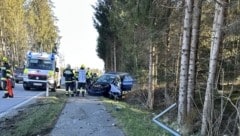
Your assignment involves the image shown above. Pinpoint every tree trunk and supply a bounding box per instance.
[201,0,227,135]
[153,45,157,88]
[164,28,172,106]
[113,37,117,72]
[147,40,154,110]
[177,0,193,130]
[175,32,182,97]
[187,0,202,116]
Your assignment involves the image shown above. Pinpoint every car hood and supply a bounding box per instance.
[91,82,110,88]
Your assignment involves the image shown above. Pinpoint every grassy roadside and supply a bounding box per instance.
[0,90,67,136]
[1,90,170,136]
[102,98,170,136]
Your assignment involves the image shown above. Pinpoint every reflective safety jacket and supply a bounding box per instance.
[63,68,74,82]
[78,68,86,83]
[86,70,92,79]
[1,62,11,80]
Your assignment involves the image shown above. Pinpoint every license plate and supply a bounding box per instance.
[33,83,42,86]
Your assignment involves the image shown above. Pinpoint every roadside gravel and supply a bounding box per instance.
[49,95,125,136]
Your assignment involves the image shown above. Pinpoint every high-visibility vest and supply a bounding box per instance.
[86,71,91,79]
[78,69,86,83]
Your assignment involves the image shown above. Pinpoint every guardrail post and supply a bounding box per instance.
[46,82,49,97]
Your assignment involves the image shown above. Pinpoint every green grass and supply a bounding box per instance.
[0,90,176,136]
[102,98,171,136]
[0,90,67,136]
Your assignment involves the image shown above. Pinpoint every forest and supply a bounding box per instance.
[93,0,240,135]
[0,0,60,67]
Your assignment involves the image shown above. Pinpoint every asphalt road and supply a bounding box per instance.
[0,83,45,118]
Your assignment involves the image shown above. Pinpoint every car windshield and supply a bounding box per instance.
[26,59,53,70]
[96,74,119,84]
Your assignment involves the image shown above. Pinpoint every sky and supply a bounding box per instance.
[52,0,104,70]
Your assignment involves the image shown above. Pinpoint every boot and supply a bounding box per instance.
[9,95,14,98]
[76,91,80,96]
[82,91,85,97]
[2,93,9,98]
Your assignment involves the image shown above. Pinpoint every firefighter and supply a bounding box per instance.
[6,74,13,98]
[72,69,77,94]
[1,57,13,98]
[63,64,74,96]
[77,64,86,97]
[86,67,92,89]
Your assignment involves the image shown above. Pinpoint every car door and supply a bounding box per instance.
[121,74,134,91]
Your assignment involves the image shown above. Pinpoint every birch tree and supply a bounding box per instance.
[201,0,227,135]
[177,0,193,130]
[187,0,203,116]
[147,41,154,109]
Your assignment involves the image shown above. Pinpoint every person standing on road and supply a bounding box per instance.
[63,64,74,96]
[72,69,78,94]
[77,64,87,97]
[86,67,92,89]
[1,57,13,98]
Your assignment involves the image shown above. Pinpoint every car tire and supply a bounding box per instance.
[23,83,30,90]
[23,86,30,90]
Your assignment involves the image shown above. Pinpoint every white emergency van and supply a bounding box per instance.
[23,51,60,91]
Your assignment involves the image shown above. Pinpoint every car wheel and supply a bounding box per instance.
[23,86,30,90]
[109,92,114,99]
[23,83,30,90]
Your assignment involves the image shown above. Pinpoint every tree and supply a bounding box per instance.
[201,0,227,135]
[25,0,58,52]
[187,0,203,120]
[177,0,193,130]
[0,0,29,66]
[93,0,114,71]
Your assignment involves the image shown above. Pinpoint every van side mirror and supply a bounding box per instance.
[55,67,59,72]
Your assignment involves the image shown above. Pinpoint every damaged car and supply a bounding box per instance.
[87,72,134,99]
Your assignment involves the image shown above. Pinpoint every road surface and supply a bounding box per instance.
[50,96,125,136]
[0,83,45,118]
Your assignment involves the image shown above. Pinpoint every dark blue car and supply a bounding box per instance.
[87,72,134,98]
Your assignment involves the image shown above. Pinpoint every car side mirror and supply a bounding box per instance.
[55,67,59,72]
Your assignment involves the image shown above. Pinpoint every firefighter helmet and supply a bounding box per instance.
[66,64,71,69]
[80,64,85,69]
[2,57,7,62]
